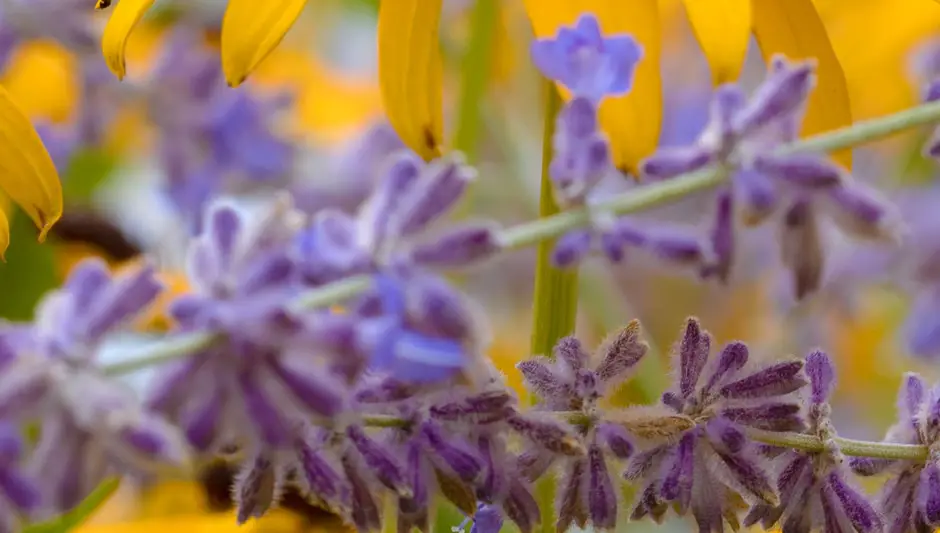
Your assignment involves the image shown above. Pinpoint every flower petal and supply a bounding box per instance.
[0,86,62,241]
[101,0,157,80]
[220,0,308,87]
[751,0,852,168]
[523,1,662,174]
[378,0,444,160]
[681,0,752,84]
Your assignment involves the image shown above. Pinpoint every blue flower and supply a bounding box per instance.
[530,13,642,103]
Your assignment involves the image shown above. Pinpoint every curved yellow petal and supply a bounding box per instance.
[101,0,157,80]
[0,85,62,242]
[220,0,308,87]
[523,0,662,175]
[378,0,445,161]
[0,199,9,261]
[752,0,852,168]
[681,0,751,84]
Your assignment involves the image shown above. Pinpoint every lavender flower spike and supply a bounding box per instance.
[530,13,643,103]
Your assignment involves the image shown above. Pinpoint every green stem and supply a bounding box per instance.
[452,0,498,163]
[101,98,940,377]
[745,428,927,461]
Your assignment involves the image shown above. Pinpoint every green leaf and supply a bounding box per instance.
[24,478,121,533]
[61,149,117,201]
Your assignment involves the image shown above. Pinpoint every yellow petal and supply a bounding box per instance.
[221,0,308,87]
[523,0,662,175]
[0,198,9,261]
[752,0,852,168]
[378,0,445,161]
[681,0,751,84]
[101,0,157,80]
[0,85,62,241]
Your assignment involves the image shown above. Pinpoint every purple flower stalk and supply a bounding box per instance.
[745,351,882,533]
[850,373,940,533]
[641,56,901,296]
[0,422,42,531]
[624,318,808,530]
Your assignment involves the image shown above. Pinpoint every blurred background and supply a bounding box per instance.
[3,0,940,530]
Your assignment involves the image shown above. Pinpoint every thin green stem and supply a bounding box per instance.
[101,98,940,377]
[745,428,927,461]
[452,0,498,163]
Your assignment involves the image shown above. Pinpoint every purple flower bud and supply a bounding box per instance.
[805,350,836,405]
[734,169,778,225]
[358,152,422,252]
[705,417,746,453]
[599,230,627,263]
[630,482,668,522]
[714,449,778,504]
[550,336,586,371]
[827,471,882,533]
[721,403,805,432]
[701,190,734,282]
[719,360,807,399]
[420,420,483,483]
[735,56,815,135]
[594,324,645,386]
[640,147,713,181]
[404,275,476,342]
[661,391,684,411]
[294,209,370,285]
[507,415,585,456]
[83,263,163,340]
[346,425,410,497]
[780,199,824,300]
[239,252,294,294]
[341,451,382,531]
[471,504,505,533]
[588,444,617,529]
[0,358,49,419]
[660,432,694,512]
[701,341,749,395]
[678,318,709,398]
[926,79,940,103]
[267,358,344,417]
[551,229,593,267]
[707,84,745,151]
[644,230,705,266]
[397,157,475,236]
[516,449,555,482]
[399,440,430,532]
[926,127,940,159]
[0,464,42,512]
[623,445,670,481]
[848,456,890,477]
[410,224,503,268]
[557,459,589,532]
[503,479,541,533]
[900,373,927,432]
[823,183,901,241]
[234,454,282,525]
[753,153,843,189]
[239,371,291,446]
[430,390,514,423]
[182,390,222,452]
[550,98,611,204]
[529,14,642,102]
[517,359,575,403]
[115,414,189,467]
[296,436,348,509]
[0,425,21,464]
[597,423,634,459]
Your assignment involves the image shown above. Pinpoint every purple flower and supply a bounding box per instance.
[549,96,612,206]
[744,351,882,533]
[640,56,901,296]
[625,318,808,530]
[850,373,940,533]
[0,423,41,530]
[530,13,642,103]
[292,152,502,286]
[516,322,648,530]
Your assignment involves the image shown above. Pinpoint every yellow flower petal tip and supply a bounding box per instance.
[95,0,112,9]
[101,0,157,80]
[0,86,62,245]
[221,0,308,88]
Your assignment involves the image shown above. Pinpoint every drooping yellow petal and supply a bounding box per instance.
[1,41,78,123]
[752,0,852,168]
[523,0,662,175]
[378,0,445,161]
[220,0,308,87]
[681,0,751,84]
[101,0,156,80]
[0,195,9,260]
[0,85,62,241]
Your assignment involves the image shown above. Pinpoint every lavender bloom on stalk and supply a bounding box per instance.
[744,351,882,533]
[624,318,809,531]
[292,152,502,285]
[640,56,901,296]
[516,321,649,531]
[849,373,940,533]
[0,259,191,518]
